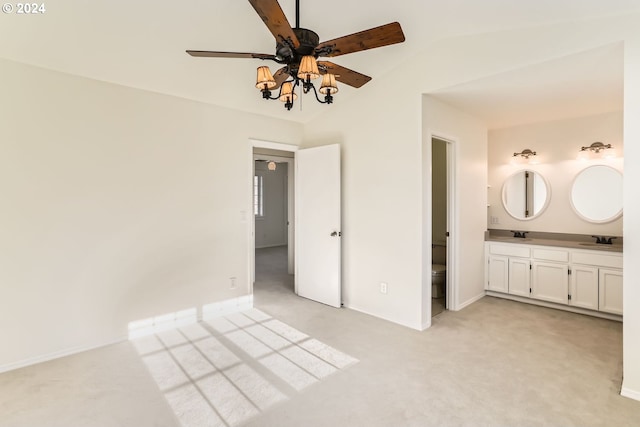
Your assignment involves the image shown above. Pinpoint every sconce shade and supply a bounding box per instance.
[513,149,537,159]
[581,142,612,153]
[256,66,276,89]
[578,142,614,160]
[319,74,339,95]
[297,56,320,80]
[279,82,298,102]
[267,161,277,171]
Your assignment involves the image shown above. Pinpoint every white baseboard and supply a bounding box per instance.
[344,303,422,331]
[621,386,640,402]
[485,291,623,321]
[202,294,254,320]
[255,243,287,249]
[455,293,485,311]
[0,336,126,375]
[0,295,255,375]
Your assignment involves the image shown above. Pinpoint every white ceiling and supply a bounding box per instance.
[432,43,624,129]
[0,0,637,124]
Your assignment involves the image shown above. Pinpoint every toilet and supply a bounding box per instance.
[432,265,446,298]
[432,244,447,299]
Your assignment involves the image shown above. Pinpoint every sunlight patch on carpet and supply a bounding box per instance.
[133,308,358,427]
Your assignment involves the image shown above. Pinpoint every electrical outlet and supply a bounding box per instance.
[380,282,388,294]
[230,277,237,289]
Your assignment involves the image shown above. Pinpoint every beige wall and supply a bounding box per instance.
[488,111,623,235]
[3,11,640,402]
[422,97,488,326]
[305,12,640,397]
[0,59,302,370]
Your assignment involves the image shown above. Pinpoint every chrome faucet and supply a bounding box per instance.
[511,231,528,238]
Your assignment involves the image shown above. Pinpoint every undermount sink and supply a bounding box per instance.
[579,242,608,247]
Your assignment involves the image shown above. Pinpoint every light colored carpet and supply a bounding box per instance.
[132,308,358,427]
[0,245,638,427]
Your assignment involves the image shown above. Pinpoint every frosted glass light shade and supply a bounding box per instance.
[297,56,320,80]
[279,82,298,102]
[319,74,339,95]
[256,66,276,89]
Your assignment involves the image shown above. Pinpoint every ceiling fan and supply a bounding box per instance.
[187,0,405,110]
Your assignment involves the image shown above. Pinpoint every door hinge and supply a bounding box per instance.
[529,288,532,293]
[568,294,572,301]
[446,232,450,237]
[529,264,532,270]
[568,269,571,275]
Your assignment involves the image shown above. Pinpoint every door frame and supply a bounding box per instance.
[422,134,458,326]
[249,140,298,294]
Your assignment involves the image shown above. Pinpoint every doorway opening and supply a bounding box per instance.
[249,140,342,309]
[252,147,295,298]
[431,137,449,316]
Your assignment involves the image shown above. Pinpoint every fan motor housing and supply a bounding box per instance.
[276,28,319,61]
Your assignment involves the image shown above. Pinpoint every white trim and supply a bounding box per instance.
[0,295,255,374]
[421,318,432,331]
[621,386,640,402]
[202,295,254,320]
[427,133,458,315]
[255,242,288,249]
[455,292,485,311]
[485,291,623,321]
[250,139,299,152]
[249,139,298,290]
[0,336,126,374]
[345,303,423,331]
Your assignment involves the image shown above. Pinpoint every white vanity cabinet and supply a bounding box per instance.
[599,269,623,315]
[569,265,599,310]
[571,251,623,315]
[486,244,530,295]
[485,241,623,319]
[530,248,569,305]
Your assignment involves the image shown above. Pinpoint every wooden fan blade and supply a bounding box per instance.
[272,67,290,88]
[186,50,276,60]
[248,0,300,48]
[318,61,372,88]
[316,22,405,57]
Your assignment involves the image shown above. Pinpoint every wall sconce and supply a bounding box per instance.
[578,142,614,161]
[267,161,277,171]
[512,149,538,164]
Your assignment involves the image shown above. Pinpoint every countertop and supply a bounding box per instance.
[485,230,623,253]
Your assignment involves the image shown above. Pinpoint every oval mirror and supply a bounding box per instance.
[571,165,623,223]
[502,170,550,220]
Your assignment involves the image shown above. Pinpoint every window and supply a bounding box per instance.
[254,174,264,217]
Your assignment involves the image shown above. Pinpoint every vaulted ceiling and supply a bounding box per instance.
[1,0,638,124]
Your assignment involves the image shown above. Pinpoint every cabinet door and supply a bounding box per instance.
[531,261,569,304]
[509,258,530,297]
[487,255,509,293]
[570,265,599,310]
[599,268,623,315]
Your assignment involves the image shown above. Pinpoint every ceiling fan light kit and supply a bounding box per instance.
[187,0,405,111]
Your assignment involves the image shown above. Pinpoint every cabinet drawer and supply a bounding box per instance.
[489,244,530,258]
[572,252,623,269]
[532,248,569,262]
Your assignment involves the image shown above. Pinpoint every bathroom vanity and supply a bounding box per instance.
[485,160,624,320]
[484,235,622,320]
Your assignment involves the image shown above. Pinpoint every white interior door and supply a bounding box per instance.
[295,144,341,308]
